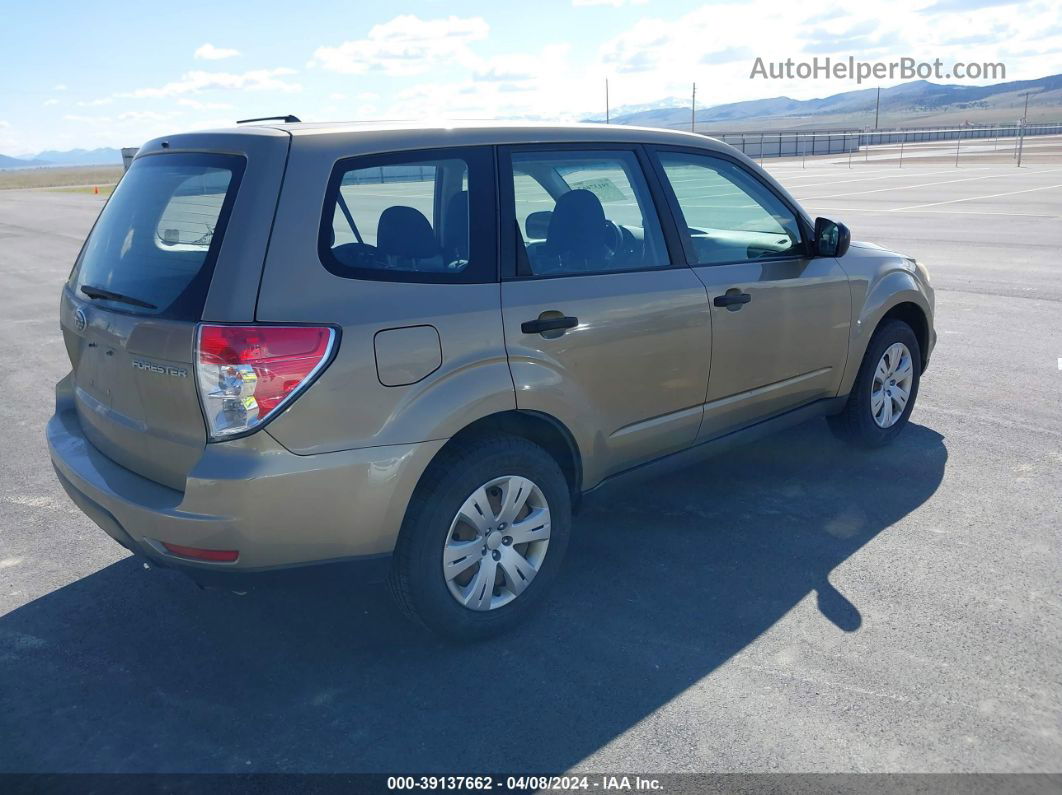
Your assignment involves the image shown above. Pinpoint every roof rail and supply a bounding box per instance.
[236,115,302,124]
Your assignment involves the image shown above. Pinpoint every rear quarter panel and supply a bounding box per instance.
[254,135,515,455]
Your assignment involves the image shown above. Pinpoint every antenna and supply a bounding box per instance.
[236,115,302,124]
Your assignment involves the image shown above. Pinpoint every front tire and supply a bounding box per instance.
[389,435,571,640]
[828,319,921,448]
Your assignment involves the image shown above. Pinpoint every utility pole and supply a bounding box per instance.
[691,83,696,133]
[605,78,610,124]
[1017,91,1029,167]
[874,86,880,130]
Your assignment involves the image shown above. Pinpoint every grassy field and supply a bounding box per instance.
[0,165,123,191]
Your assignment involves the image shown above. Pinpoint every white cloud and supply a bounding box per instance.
[474,45,571,82]
[0,121,15,152]
[309,14,488,76]
[585,0,1062,112]
[42,99,60,106]
[574,0,647,6]
[53,84,68,91]
[121,68,302,98]
[354,0,1061,125]
[177,98,233,110]
[118,110,179,122]
[75,98,113,107]
[385,49,590,121]
[63,114,112,124]
[195,43,240,60]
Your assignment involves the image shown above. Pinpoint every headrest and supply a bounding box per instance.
[377,205,439,259]
[546,189,607,258]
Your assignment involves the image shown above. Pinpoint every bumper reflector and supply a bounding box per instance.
[162,542,239,563]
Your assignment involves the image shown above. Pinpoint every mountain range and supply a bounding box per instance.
[587,74,1062,130]
[0,148,123,170]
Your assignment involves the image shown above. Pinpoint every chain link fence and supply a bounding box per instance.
[703,123,1062,166]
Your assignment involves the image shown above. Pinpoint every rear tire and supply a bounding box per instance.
[828,319,921,448]
[389,434,571,641]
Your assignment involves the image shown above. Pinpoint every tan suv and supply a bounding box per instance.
[48,120,935,638]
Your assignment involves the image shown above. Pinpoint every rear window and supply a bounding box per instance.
[71,153,245,319]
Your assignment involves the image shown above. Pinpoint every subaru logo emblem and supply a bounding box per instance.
[74,307,87,333]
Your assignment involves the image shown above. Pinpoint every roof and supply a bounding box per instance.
[136,118,742,171]
[241,118,723,148]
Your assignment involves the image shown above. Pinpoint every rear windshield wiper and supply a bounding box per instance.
[80,285,157,310]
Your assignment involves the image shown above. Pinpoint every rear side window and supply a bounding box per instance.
[320,147,495,283]
[506,150,670,277]
[71,153,244,319]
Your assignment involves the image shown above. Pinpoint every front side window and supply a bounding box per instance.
[658,152,804,265]
[508,150,669,276]
[321,151,491,282]
[71,153,244,319]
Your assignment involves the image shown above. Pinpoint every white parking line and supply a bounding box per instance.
[771,170,997,192]
[889,182,1062,211]
[796,168,1062,201]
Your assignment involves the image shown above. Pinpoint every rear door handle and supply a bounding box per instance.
[713,291,751,308]
[521,315,579,334]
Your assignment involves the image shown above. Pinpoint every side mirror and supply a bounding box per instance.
[814,217,851,258]
[525,210,552,240]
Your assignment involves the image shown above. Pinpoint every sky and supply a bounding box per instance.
[1,0,1060,154]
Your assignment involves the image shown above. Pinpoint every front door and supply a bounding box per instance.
[498,146,711,487]
[651,149,851,440]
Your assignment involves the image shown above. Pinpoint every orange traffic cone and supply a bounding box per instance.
[93,185,99,195]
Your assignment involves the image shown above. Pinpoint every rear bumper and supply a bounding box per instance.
[47,377,445,579]
[51,464,391,587]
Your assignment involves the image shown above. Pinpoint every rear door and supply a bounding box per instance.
[498,145,710,486]
[649,148,851,440]
[61,135,287,490]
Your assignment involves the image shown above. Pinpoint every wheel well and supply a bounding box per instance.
[441,411,582,500]
[878,302,929,368]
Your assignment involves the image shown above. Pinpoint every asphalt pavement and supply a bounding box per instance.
[0,157,1059,774]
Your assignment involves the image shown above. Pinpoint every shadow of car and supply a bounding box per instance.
[1,421,946,773]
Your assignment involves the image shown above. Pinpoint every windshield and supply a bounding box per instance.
[71,152,245,319]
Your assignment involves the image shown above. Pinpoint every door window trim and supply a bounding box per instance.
[645,145,815,268]
[318,145,498,284]
[497,142,688,280]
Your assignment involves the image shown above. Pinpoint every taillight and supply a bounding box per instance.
[195,324,336,439]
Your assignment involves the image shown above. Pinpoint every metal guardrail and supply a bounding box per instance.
[704,123,1062,165]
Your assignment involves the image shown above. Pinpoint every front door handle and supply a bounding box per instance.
[521,315,579,334]
[713,291,751,309]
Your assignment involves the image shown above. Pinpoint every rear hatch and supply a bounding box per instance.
[60,130,289,490]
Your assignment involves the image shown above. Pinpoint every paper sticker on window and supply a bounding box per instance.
[569,177,626,203]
